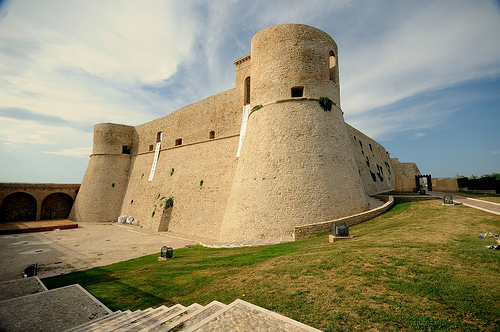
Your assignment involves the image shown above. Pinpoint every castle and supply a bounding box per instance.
[70,24,421,242]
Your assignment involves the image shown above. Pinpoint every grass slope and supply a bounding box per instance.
[43,199,500,331]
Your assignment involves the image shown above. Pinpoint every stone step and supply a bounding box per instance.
[80,310,133,332]
[367,196,385,209]
[105,307,156,331]
[116,305,170,331]
[0,284,112,332]
[183,299,321,332]
[64,310,124,332]
[93,309,151,331]
[139,303,202,331]
[0,276,48,301]
[168,300,227,331]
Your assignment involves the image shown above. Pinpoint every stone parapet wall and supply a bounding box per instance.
[395,178,417,192]
[294,196,394,240]
[432,178,459,192]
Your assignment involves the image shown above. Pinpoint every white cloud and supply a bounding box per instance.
[44,147,91,158]
[340,0,500,115]
[0,0,202,126]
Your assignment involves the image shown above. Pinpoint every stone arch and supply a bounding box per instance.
[41,193,74,220]
[0,192,37,222]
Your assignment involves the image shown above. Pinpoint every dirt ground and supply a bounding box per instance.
[0,223,198,282]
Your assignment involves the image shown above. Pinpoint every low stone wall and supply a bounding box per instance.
[294,196,394,240]
[432,178,458,192]
[395,179,416,192]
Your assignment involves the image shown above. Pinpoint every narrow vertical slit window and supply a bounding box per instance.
[156,131,162,143]
[209,131,215,139]
[329,50,336,81]
[244,76,251,104]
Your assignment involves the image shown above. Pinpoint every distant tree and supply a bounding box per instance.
[480,173,500,180]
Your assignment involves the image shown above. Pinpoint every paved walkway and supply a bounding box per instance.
[428,191,500,215]
[0,223,197,282]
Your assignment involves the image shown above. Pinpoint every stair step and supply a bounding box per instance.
[367,196,385,209]
[183,299,321,332]
[168,300,227,331]
[0,284,112,332]
[94,309,150,331]
[64,310,123,332]
[105,308,156,331]
[82,310,133,332]
[117,305,170,331]
[139,303,201,331]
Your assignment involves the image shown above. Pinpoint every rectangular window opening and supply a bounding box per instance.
[175,138,183,146]
[122,145,131,154]
[291,86,304,98]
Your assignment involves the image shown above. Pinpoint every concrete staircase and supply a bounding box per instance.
[366,196,385,209]
[0,277,321,331]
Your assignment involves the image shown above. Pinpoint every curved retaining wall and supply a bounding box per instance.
[294,196,394,240]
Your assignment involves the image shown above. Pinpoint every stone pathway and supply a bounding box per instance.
[0,277,321,332]
[428,191,500,215]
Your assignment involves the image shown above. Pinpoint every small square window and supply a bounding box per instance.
[149,144,154,151]
[122,145,131,154]
[291,87,304,98]
[175,138,182,146]
[209,131,215,139]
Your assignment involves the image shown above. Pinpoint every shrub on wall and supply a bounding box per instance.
[318,96,333,112]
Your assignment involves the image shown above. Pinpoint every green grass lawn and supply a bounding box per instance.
[43,199,500,331]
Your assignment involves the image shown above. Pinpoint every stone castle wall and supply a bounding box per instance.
[71,24,421,241]
[348,126,395,194]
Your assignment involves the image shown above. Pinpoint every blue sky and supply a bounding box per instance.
[0,0,499,183]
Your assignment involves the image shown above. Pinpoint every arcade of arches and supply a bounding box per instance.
[0,183,79,222]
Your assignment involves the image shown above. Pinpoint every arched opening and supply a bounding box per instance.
[244,76,251,104]
[329,50,337,81]
[41,193,74,220]
[0,192,37,222]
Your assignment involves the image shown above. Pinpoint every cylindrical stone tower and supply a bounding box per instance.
[69,123,134,223]
[219,24,368,241]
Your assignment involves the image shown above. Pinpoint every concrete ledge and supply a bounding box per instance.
[0,276,47,301]
[294,196,394,240]
[0,284,111,332]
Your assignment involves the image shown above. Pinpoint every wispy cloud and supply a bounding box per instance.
[340,0,500,116]
[44,147,91,158]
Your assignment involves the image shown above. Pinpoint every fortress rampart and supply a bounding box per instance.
[71,24,421,241]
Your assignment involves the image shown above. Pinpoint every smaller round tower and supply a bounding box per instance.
[219,24,368,242]
[69,123,134,223]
